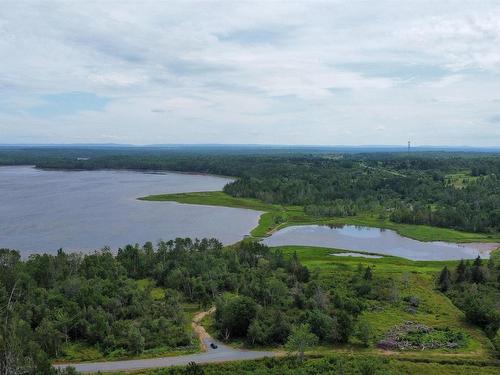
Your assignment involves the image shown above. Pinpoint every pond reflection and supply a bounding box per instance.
[263,224,498,261]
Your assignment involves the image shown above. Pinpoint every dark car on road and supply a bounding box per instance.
[210,342,218,349]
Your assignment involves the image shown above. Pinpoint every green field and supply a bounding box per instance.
[445,171,480,189]
[277,246,494,361]
[139,191,500,243]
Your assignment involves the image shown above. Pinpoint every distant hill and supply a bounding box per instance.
[1,143,499,154]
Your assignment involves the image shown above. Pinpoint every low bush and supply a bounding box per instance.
[378,322,468,350]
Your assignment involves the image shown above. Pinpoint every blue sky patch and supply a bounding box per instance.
[216,27,288,45]
[28,92,110,117]
[166,59,230,76]
[488,115,500,124]
[337,62,449,82]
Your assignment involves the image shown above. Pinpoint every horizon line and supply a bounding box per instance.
[1,143,500,149]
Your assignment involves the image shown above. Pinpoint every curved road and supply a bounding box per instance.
[54,309,276,373]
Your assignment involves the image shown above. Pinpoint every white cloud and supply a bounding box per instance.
[1,1,500,145]
[88,72,147,87]
[402,9,500,71]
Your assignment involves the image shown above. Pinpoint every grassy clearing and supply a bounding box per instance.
[139,191,279,212]
[277,246,494,361]
[445,171,479,189]
[136,278,165,300]
[57,342,103,362]
[139,191,500,243]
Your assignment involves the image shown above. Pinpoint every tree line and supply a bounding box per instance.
[437,255,500,353]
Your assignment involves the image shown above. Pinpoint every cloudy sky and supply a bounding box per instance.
[1,1,500,146]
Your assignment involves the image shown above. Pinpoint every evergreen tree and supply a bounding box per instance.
[363,266,373,281]
[456,259,466,283]
[464,260,473,282]
[438,266,451,292]
[472,263,486,284]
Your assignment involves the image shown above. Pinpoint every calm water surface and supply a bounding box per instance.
[0,166,262,255]
[263,225,498,260]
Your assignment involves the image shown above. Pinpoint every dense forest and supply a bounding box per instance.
[0,245,191,374]
[1,147,500,233]
[1,238,413,374]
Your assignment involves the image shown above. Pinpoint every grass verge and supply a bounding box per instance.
[97,354,500,375]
